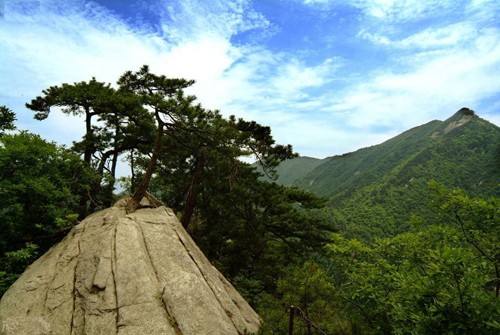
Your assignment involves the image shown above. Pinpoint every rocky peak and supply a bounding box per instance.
[0,198,261,334]
[441,107,476,134]
[455,107,475,117]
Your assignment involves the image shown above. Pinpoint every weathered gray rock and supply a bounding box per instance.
[0,199,261,335]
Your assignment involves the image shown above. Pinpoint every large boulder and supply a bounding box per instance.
[0,199,260,334]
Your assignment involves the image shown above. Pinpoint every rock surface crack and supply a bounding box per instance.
[111,222,119,335]
[134,218,183,335]
[70,225,86,335]
[173,229,243,335]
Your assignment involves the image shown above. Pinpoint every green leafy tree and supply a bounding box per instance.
[0,105,16,134]
[258,260,350,335]
[144,118,331,309]
[324,223,499,334]
[0,132,98,295]
[430,181,500,297]
[0,244,38,295]
[90,91,155,207]
[115,67,331,315]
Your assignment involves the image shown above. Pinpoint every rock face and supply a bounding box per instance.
[0,199,261,335]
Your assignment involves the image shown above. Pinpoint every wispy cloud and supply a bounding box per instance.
[351,0,459,22]
[299,0,500,147]
[332,31,500,128]
[161,0,269,42]
[358,22,478,49]
[0,0,499,160]
[1,1,167,95]
[303,0,460,22]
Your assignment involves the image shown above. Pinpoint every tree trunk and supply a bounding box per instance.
[495,265,499,298]
[305,310,312,335]
[79,109,93,218]
[111,151,118,181]
[97,150,114,178]
[89,149,115,211]
[181,149,206,229]
[77,194,88,220]
[83,111,93,165]
[108,149,118,194]
[98,149,120,207]
[101,150,119,207]
[130,149,136,193]
[288,306,295,335]
[109,120,120,195]
[130,125,163,210]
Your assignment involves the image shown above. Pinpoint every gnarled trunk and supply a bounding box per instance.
[181,149,206,229]
[130,124,163,210]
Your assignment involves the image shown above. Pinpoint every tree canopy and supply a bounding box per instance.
[0,132,97,294]
[0,105,16,134]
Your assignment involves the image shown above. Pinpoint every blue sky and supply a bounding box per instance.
[1,0,499,159]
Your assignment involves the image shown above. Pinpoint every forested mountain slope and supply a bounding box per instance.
[273,108,499,238]
[295,108,499,200]
[259,156,324,185]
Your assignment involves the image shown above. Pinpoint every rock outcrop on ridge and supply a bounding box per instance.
[0,198,261,335]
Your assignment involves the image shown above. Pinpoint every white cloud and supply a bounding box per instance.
[269,58,338,95]
[161,0,269,42]
[0,1,168,96]
[303,0,459,22]
[332,28,500,129]
[398,23,477,48]
[354,0,458,22]
[270,117,400,158]
[339,1,500,133]
[359,22,478,49]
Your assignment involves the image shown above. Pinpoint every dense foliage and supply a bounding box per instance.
[257,186,499,334]
[0,106,16,134]
[0,132,97,294]
[270,109,499,241]
[1,68,332,307]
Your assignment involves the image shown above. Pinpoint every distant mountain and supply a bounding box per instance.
[294,108,499,199]
[266,156,324,186]
[272,108,500,238]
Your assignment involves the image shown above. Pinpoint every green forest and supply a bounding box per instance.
[0,67,499,334]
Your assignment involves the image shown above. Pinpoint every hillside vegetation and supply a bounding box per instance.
[258,155,323,185]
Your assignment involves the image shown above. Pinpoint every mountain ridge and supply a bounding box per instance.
[273,109,498,195]
[265,109,499,238]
